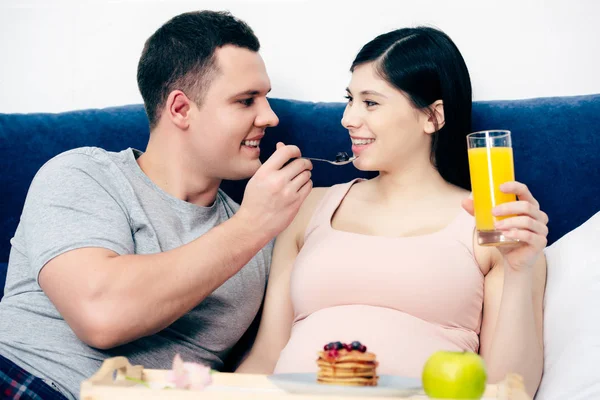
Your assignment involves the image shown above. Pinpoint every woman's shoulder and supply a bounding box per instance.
[440,184,497,274]
[298,187,328,220]
[447,182,471,199]
[295,185,336,227]
[301,179,360,217]
[280,187,325,250]
[289,180,358,247]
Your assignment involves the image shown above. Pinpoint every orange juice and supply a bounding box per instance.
[468,147,516,231]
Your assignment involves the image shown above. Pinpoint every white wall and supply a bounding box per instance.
[1,0,599,113]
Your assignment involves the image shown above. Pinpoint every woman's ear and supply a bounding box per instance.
[424,100,445,134]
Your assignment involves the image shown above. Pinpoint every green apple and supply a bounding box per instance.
[422,351,487,399]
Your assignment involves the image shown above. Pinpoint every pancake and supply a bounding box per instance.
[316,341,379,387]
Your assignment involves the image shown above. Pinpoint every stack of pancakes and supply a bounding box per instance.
[316,343,379,386]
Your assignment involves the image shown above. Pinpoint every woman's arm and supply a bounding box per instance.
[235,224,297,373]
[236,188,327,373]
[479,252,546,397]
[468,181,548,397]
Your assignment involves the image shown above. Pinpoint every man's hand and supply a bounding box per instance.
[238,142,313,239]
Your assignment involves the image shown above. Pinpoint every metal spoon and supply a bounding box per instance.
[303,156,357,166]
[303,152,357,166]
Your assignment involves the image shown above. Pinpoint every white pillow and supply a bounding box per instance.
[535,211,600,400]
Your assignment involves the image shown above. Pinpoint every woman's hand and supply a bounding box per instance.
[462,181,549,271]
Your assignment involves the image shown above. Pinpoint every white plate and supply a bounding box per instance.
[268,373,423,397]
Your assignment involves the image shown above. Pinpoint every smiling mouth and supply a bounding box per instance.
[351,138,375,145]
[241,139,261,148]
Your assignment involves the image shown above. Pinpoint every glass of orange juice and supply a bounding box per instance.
[467,130,518,246]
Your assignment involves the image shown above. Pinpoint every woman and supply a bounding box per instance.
[237,27,547,396]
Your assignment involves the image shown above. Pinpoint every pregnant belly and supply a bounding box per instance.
[274,304,479,377]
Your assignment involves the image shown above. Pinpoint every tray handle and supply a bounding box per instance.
[87,356,144,385]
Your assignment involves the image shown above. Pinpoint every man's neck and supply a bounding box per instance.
[137,130,221,207]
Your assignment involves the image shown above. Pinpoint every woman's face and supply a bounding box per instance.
[341,62,434,173]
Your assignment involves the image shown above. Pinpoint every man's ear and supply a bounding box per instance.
[165,90,191,130]
[424,100,445,134]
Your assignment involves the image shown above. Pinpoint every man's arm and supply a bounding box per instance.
[40,214,269,349]
[37,144,312,349]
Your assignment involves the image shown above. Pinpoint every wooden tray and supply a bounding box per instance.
[80,357,531,400]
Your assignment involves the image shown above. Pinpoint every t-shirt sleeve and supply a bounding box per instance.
[20,152,134,281]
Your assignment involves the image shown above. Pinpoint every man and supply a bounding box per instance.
[0,10,312,400]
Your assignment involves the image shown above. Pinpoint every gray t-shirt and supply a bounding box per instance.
[0,147,272,400]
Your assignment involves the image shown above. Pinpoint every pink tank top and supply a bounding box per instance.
[274,179,484,377]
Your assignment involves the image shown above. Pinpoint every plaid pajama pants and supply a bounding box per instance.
[0,354,68,400]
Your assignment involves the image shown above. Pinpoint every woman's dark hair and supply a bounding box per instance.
[351,27,472,190]
[137,11,260,129]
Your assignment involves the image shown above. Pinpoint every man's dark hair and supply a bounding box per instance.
[137,10,260,129]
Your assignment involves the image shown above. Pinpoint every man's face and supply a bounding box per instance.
[186,45,279,180]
